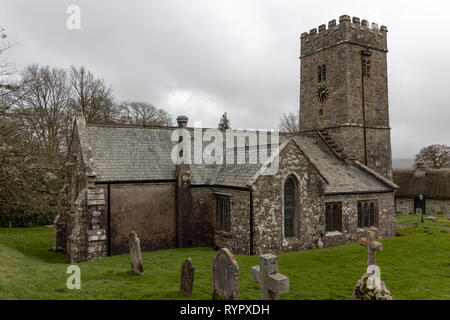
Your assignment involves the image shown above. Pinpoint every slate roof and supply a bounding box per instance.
[393,169,450,199]
[82,121,393,194]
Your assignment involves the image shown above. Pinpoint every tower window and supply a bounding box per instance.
[363,59,371,78]
[317,64,327,83]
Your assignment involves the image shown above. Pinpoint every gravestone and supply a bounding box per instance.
[416,208,422,215]
[353,231,392,300]
[212,248,239,300]
[444,208,449,218]
[431,209,438,217]
[250,254,289,300]
[180,258,195,298]
[128,231,144,275]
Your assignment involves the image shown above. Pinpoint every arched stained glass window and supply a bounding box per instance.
[284,178,295,237]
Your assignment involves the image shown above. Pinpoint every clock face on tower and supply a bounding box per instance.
[316,85,329,103]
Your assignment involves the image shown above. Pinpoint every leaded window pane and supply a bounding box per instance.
[284,178,295,237]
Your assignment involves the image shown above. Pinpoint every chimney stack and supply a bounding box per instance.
[177,115,188,128]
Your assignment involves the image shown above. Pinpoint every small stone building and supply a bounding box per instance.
[54,15,399,263]
[394,168,450,215]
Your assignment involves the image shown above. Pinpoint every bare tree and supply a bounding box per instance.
[278,112,300,133]
[70,65,118,123]
[12,64,73,159]
[415,144,450,169]
[119,101,172,126]
[0,26,16,78]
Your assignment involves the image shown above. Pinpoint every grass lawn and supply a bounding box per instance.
[0,214,449,300]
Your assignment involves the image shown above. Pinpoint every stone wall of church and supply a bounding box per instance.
[55,118,108,263]
[212,187,252,255]
[251,141,327,255]
[323,192,396,247]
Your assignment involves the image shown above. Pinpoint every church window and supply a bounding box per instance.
[363,59,371,78]
[357,203,363,228]
[325,202,342,232]
[216,195,231,232]
[358,200,378,228]
[284,177,296,237]
[318,64,327,83]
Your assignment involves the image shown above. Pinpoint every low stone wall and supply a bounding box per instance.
[395,198,414,214]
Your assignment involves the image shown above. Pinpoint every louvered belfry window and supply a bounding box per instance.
[318,64,327,83]
[284,178,296,237]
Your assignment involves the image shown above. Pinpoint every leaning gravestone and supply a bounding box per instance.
[353,231,392,300]
[128,231,144,275]
[212,248,239,300]
[180,258,195,298]
[250,254,289,300]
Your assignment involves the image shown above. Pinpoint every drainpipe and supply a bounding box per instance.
[249,188,254,256]
[361,48,371,166]
[107,183,111,257]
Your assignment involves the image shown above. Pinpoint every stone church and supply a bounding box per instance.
[54,15,398,263]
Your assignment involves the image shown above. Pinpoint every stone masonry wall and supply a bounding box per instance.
[251,140,326,255]
[395,198,414,214]
[300,15,392,180]
[211,187,252,255]
[425,199,450,215]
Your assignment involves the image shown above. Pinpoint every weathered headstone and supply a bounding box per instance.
[212,248,239,300]
[180,258,195,298]
[416,208,422,215]
[250,254,289,300]
[444,208,449,218]
[128,231,144,275]
[431,209,438,217]
[353,231,392,300]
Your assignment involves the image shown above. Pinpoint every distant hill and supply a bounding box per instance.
[393,158,415,169]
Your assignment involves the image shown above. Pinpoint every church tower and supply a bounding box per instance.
[299,15,393,180]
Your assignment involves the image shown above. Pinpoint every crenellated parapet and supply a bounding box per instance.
[301,15,388,57]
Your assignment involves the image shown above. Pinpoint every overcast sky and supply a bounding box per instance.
[1,0,449,158]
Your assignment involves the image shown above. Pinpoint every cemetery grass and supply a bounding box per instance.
[0,215,449,300]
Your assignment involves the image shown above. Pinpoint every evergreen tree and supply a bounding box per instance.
[218,112,231,130]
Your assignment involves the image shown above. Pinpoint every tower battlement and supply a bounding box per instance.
[300,15,388,57]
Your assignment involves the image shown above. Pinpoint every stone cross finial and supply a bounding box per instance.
[250,254,289,300]
[360,231,383,267]
[128,231,144,275]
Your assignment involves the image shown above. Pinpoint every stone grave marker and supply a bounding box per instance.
[416,208,422,215]
[250,254,289,300]
[128,231,144,275]
[180,258,195,298]
[211,248,239,300]
[360,231,383,267]
[353,231,392,300]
